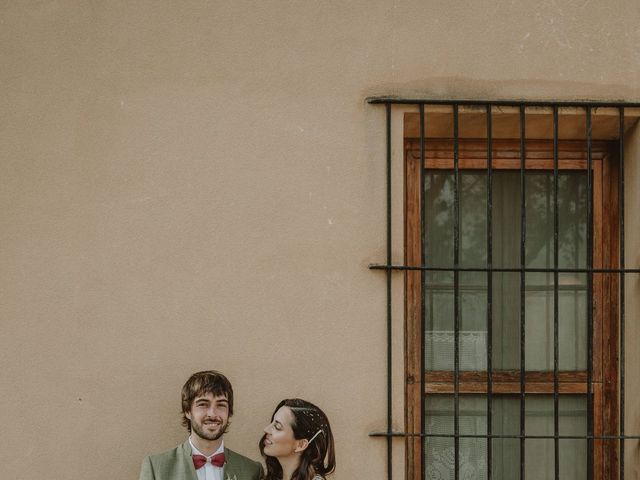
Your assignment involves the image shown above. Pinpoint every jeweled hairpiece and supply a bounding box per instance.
[308,429,324,444]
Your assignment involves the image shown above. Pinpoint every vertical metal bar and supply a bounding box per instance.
[586,106,594,480]
[486,104,494,480]
[552,106,560,480]
[385,102,393,480]
[419,103,426,480]
[618,107,626,480]
[453,103,461,480]
[519,105,527,480]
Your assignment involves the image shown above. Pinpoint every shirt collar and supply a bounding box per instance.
[188,436,224,458]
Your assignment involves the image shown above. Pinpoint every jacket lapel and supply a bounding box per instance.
[180,440,200,480]
[222,447,236,480]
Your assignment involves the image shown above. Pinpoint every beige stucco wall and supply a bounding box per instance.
[2,1,640,479]
[624,121,640,479]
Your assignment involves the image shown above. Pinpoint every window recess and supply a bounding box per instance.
[368,99,640,480]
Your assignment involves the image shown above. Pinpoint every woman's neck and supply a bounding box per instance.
[279,456,300,480]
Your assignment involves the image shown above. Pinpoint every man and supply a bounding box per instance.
[139,370,263,480]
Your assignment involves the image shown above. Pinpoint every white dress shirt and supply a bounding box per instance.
[189,437,225,480]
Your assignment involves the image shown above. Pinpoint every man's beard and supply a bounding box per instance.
[191,418,227,441]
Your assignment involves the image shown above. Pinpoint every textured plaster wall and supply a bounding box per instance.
[624,122,640,480]
[1,1,640,479]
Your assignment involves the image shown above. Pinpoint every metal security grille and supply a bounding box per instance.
[368,98,640,480]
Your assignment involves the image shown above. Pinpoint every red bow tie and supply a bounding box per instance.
[192,453,225,469]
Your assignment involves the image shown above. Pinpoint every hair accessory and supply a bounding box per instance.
[308,429,323,444]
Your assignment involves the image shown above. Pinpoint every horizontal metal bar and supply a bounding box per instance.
[369,264,640,273]
[424,284,585,292]
[369,432,640,440]
[366,97,640,108]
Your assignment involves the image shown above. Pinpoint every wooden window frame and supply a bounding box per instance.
[404,138,620,480]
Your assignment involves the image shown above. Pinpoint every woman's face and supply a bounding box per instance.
[262,406,303,459]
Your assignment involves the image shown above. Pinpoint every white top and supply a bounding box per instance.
[189,437,225,480]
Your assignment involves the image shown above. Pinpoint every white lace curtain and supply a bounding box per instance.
[424,396,587,480]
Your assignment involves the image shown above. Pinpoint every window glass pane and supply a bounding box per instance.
[524,172,587,370]
[424,395,587,480]
[525,272,587,371]
[424,172,487,270]
[424,171,587,371]
[424,395,487,479]
[424,271,488,371]
[425,172,489,370]
[523,396,587,480]
[491,171,521,270]
[492,271,520,370]
[558,273,587,370]
[525,172,587,271]
[425,172,490,371]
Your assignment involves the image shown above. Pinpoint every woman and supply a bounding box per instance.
[260,398,336,480]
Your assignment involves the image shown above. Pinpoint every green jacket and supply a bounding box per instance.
[139,440,263,480]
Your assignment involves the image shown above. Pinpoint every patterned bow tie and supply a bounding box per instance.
[192,453,225,469]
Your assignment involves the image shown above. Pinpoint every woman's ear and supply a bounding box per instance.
[294,439,309,453]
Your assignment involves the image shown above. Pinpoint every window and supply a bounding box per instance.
[368,100,639,480]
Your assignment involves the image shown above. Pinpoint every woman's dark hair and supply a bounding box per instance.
[260,398,336,480]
